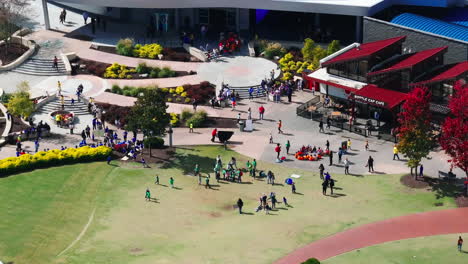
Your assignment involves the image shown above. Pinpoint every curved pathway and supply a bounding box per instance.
[274,207,468,264]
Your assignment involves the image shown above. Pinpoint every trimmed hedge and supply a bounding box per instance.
[185,110,207,128]
[0,146,112,176]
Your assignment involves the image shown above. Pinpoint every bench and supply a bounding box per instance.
[438,170,456,180]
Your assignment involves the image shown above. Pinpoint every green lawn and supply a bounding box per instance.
[0,146,457,264]
[323,233,468,264]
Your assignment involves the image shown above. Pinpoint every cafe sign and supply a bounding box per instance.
[354,95,386,107]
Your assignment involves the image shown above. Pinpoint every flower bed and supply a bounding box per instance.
[106,81,215,105]
[0,146,112,175]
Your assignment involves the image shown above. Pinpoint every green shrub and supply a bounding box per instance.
[185,110,207,128]
[301,258,320,264]
[180,108,193,120]
[158,67,176,78]
[149,68,160,78]
[143,137,164,149]
[161,87,169,93]
[167,98,172,102]
[184,97,191,103]
[116,38,134,56]
[176,97,181,102]
[111,84,122,94]
[264,42,287,59]
[136,62,151,74]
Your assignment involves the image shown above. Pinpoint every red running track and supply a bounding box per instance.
[274,208,468,264]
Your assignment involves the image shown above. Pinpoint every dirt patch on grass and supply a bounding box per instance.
[209,212,222,218]
[400,174,432,189]
[455,196,468,207]
[113,146,176,165]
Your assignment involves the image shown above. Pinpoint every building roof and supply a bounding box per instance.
[391,13,468,42]
[411,61,468,86]
[353,84,406,109]
[322,36,406,66]
[307,68,367,91]
[444,7,468,27]
[368,47,447,76]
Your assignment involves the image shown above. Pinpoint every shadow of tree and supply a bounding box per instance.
[160,151,217,175]
[427,178,463,199]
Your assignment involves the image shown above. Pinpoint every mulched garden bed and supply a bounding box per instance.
[71,58,191,79]
[455,196,468,208]
[11,116,30,133]
[0,43,28,65]
[93,45,201,62]
[400,174,433,189]
[113,146,176,165]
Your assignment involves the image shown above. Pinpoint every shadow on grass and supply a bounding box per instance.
[427,178,463,199]
[330,193,347,198]
[241,212,254,215]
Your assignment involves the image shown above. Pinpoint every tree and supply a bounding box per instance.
[301,258,320,264]
[397,86,433,177]
[6,81,33,118]
[0,0,31,52]
[125,88,170,156]
[301,38,316,62]
[327,40,340,56]
[439,80,468,178]
[311,46,327,69]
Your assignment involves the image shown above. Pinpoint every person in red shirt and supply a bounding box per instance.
[259,106,265,120]
[275,143,281,159]
[278,120,283,134]
[211,128,218,142]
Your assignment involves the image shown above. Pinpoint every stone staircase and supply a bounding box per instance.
[12,58,67,76]
[230,86,267,99]
[36,97,89,116]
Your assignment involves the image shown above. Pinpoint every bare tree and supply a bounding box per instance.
[0,0,32,55]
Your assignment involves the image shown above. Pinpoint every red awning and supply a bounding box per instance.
[322,36,406,66]
[304,74,358,93]
[368,47,448,76]
[411,61,468,86]
[353,85,407,109]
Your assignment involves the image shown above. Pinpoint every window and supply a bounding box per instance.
[199,9,209,24]
[226,9,236,26]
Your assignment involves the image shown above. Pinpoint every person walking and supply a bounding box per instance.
[344,158,350,175]
[145,188,151,201]
[246,160,253,176]
[189,122,194,133]
[326,140,330,151]
[326,116,331,130]
[259,105,265,120]
[283,196,289,207]
[269,133,273,144]
[419,164,424,177]
[106,155,111,165]
[194,163,200,177]
[458,236,463,252]
[237,198,244,214]
[319,120,324,133]
[292,182,296,194]
[319,163,325,179]
[329,150,333,166]
[211,128,217,142]
[62,8,67,22]
[338,147,343,163]
[34,140,39,153]
[347,138,352,151]
[247,107,252,120]
[322,180,328,195]
[53,56,59,70]
[205,175,211,189]
[367,156,374,172]
[393,145,400,160]
[248,87,254,100]
[275,143,281,159]
[169,177,174,188]
[329,178,335,195]
[285,140,291,155]
[155,175,159,185]
[365,140,369,151]
[57,80,62,95]
[271,193,277,209]
[252,159,257,178]
[277,120,283,134]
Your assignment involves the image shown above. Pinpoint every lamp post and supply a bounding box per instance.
[168,124,173,147]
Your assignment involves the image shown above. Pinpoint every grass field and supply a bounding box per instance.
[0,145,457,264]
[323,233,468,264]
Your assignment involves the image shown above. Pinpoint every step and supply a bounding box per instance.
[13,68,67,73]
[11,70,67,76]
[16,64,66,70]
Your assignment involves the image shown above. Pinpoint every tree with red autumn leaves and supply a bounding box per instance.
[397,86,434,177]
[439,80,468,178]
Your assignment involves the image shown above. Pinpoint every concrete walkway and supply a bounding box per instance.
[274,207,468,263]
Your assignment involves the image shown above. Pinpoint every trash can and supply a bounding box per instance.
[239,121,245,132]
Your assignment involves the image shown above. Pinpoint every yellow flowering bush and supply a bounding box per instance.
[103,63,136,79]
[0,146,112,176]
[133,43,163,59]
[180,92,187,97]
[169,112,179,126]
[282,72,293,81]
[175,86,184,95]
